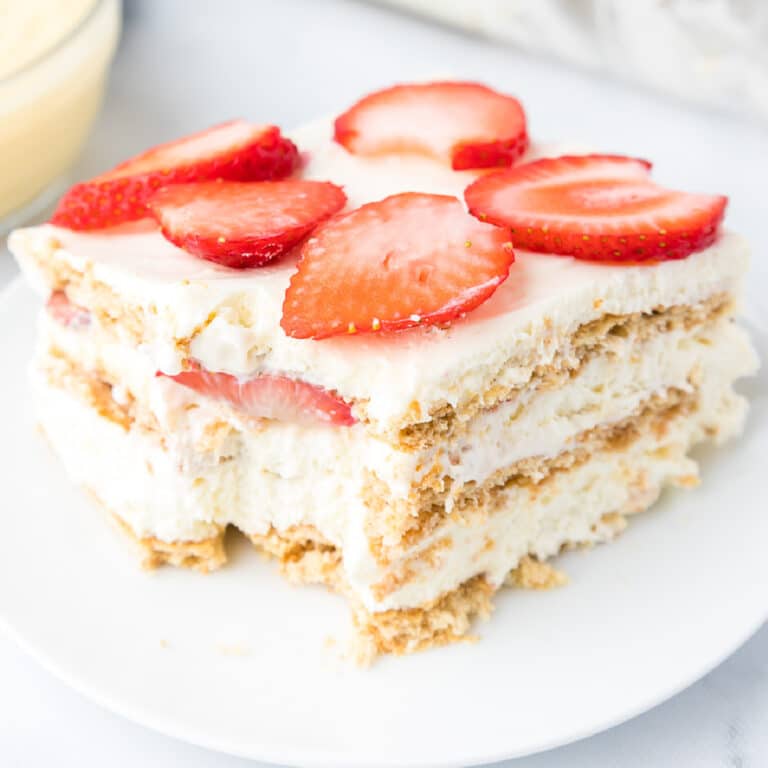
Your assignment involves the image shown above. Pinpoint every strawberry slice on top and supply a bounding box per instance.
[464,154,727,262]
[149,179,347,268]
[281,192,515,340]
[334,82,528,171]
[50,121,300,231]
[160,368,356,427]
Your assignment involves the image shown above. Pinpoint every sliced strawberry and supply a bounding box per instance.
[281,192,515,339]
[46,291,91,329]
[159,368,356,427]
[148,180,347,268]
[50,122,300,231]
[464,155,727,262]
[334,82,528,170]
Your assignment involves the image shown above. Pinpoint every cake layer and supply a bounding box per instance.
[35,308,754,614]
[12,116,759,658]
[37,286,754,556]
[8,121,751,436]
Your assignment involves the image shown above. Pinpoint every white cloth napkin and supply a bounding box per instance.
[375,0,768,121]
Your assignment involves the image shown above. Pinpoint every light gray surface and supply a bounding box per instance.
[1,1,766,766]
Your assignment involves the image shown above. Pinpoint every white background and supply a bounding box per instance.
[1,1,766,766]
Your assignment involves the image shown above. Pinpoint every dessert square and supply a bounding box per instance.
[9,82,758,659]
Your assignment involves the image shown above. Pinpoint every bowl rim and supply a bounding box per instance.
[0,0,113,86]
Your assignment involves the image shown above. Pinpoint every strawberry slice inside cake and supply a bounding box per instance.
[9,80,757,660]
[162,367,356,427]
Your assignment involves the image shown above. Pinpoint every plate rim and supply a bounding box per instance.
[2,611,766,768]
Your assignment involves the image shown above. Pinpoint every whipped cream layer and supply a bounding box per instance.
[35,328,752,612]
[39,303,757,500]
[9,120,751,432]
[36,304,757,611]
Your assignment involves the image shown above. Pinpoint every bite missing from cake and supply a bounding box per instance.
[9,82,758,659]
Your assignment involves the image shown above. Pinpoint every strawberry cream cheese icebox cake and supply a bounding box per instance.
[9,82,758,659]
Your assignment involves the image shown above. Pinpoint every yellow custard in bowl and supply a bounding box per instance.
[0,0,121,230]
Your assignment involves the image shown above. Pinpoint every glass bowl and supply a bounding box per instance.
[0,0,121,234]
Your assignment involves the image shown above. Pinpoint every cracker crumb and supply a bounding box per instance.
[507,555,568,590]
[217,643,251,657]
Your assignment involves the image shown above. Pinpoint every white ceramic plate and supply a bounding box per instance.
[0,278,766,768]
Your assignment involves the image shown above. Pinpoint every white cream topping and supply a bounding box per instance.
[11,220,749,432]
[9,119,750,431]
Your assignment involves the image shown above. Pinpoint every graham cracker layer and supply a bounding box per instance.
[42,336,702,569]
[249,525,343,589]
[63,442,692,660]
[395,292,730,449]
[352,575,494,661]
[247,525,568,661]
[82,488,227,573]
[40,344,242,458]
[42,288,727,486]
[120,519,227,573]
[366,386,696,563]
[27,238,147,345]
[90,510,574,660]
[40,346,135,431]
[32,291,746,658]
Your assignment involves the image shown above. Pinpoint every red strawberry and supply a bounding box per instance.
[160,368,356,427]
[334,82,528,170]
[46,291,91,329]
[281,192,515,339]
[50,122,300,231]
[148,180,347,268]
[464,155,727,262]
